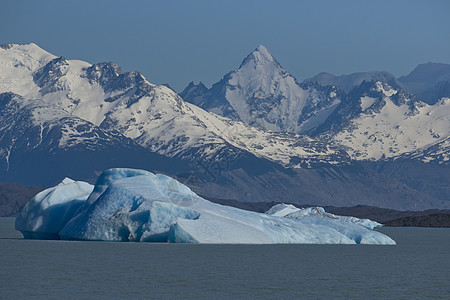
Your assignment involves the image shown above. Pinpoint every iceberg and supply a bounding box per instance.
[15,178,94,239]
[266,204,382,230]
[15,168,396,244]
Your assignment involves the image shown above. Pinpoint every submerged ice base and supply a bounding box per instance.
[15,168,396,245]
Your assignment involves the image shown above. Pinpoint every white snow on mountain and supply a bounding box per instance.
[396,135,450,164]
[2,43,449,167]
[0,43,56,99]
[0,43,347,167]
[181,45,344,135]
[223,45,309,132]
[0,92,135,157]
[330,84,450,160]
[181,46,450,164]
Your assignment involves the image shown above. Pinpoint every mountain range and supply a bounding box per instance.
[1,43,449,210]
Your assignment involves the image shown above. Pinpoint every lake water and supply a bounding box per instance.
[1,217,449,299]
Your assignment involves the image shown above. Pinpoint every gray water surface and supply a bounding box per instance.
[1,217,449,299]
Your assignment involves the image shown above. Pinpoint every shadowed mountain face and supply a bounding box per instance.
[0,43,449,210]
[398,62,450,104]
[303,71,401,92]
[0,182,42,217]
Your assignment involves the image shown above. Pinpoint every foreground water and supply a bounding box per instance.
[1,218,449,299]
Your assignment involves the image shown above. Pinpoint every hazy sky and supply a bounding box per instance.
[2,0,450,91]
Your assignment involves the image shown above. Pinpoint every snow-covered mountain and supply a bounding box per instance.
[303,70,401,92]
[314,82,450,161]
[0,43,349,169]
[398,62,450,104]
[0,92,134,157]
[396,136,450,165]
[0,91,182,186]
[181,46,450,162]
[180,45,344,134]
[1,43,449,210]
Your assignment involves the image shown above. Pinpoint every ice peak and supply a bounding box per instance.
[255,45,271,57]
[0,42,57,69]
[239,45,278,68]
[1,42,50,54]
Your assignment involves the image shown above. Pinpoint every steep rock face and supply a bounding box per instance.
[398,62,450,104]
[181,45,343,134]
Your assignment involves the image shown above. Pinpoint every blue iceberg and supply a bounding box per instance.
[15,178,94,239]
[15,168,396,244]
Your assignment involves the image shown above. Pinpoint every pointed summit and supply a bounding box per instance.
[239,45,278,68]
[253,45,275,62]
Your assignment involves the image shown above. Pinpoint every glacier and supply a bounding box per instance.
[15,168,395,245]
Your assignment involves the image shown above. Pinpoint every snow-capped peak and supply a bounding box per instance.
[0,43,56,66]
[181,45,344,134]
[0,43,58,100]
[239,45,278,68]
[374,81,397,97]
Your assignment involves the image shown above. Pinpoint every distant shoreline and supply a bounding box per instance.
[205,198,450,228]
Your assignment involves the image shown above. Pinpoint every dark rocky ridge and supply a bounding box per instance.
[0,182,42,217]
[383,214,450,227]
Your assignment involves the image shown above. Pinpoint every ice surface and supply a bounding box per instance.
[15,178,94,239]
[16,168,395,244]
[59,172,202,242]
[266,204,382,230]
[265,203,300,217]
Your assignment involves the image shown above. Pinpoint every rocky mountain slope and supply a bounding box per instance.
[0,43,449,210]
[180,45,344,134]
[0,43,348,169]
[181,46,450,163]
[317,82,450,161]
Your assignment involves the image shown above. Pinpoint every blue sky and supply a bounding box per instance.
[1,0,450,91]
